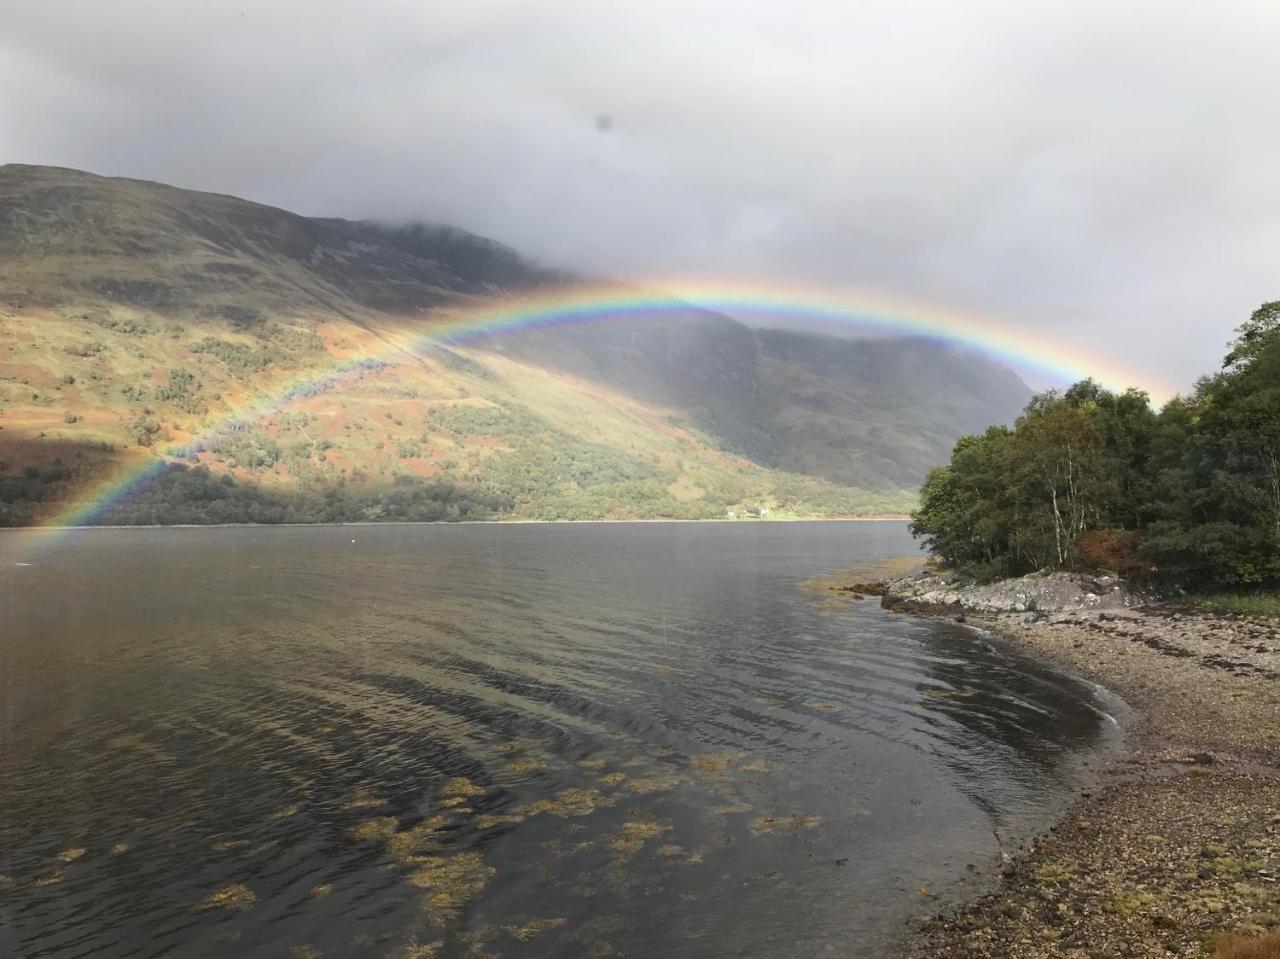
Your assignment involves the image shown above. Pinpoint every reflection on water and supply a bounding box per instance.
[0,522,1115,958]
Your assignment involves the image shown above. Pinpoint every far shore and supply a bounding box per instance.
[814,569,1280,958]
[0,514,911,533]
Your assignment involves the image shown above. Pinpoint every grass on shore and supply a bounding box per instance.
[1213,931,1280,958]
[1191,590,1280,616]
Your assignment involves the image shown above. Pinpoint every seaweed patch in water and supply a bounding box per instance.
[573,916,627,955]
[506,757,545,775]
[599,772,626,786]
[342,789,387,811]
[309,883,333,898]
[622,771,682,795]
[387,815,448,860]
[105,732,174,764]
[110,843,129,854]
[56,847,86,863]
[525,787,616,817]
[398,940,444,959]
[502,916,568,941]
[348,817,398,842]
[455,924,501,954]
[750,813,822,835]
[690,752,738,775]
[200,882,256,911]
[405,851,495,924]
[607,820,671,857]
[439,777,484,799]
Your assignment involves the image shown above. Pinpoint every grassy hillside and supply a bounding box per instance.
[0,164,1022,525]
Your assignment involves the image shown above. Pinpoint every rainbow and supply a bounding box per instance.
[33,277,1175,532]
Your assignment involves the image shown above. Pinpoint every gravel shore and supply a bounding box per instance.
[839,576,1280,957]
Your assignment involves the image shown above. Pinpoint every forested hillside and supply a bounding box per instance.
[912,302,1280,590]
[0,165,1030,525]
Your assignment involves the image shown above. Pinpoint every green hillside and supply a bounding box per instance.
[0,165,1027,525]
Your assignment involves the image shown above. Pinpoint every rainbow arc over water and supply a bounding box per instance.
[34,278,1175,531]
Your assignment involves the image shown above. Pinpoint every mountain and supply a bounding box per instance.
[0,164,1030,525]
[499,321,1032,491]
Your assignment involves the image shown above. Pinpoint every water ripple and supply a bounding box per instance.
[0,522,1116,959]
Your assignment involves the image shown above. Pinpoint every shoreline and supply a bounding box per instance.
[834,581,1280,956]
[0,515,911,533]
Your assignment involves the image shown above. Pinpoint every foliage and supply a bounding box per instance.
[63,341,105,357]
[1223,300,1280,371]
[0,462,75,525]
[73,464,510,526]
[129,412,163,447]
[912,304,1280,589]
[152,368,204,413]
[205,429,281,469]
[1075,528,1152,580]
[97,316,153,335]
[191,336,279,373]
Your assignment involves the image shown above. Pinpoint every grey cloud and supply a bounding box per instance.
[3,0,1279,394]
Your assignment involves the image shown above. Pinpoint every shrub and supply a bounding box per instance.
[64,341,104,357]
[1076,529,1154,580]
[129,414,162,447]
[202,304,265,330]
[152,368,205,413]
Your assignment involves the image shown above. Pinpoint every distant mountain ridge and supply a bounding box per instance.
[0,164,1030,524]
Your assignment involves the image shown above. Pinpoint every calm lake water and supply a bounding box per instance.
[0,522,1117,958]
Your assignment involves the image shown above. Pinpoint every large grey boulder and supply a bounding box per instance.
[884,570,1150,614]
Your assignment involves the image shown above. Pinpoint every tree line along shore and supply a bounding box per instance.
[911,301,1280,607]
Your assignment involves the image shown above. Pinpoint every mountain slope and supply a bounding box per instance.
[0,165,1029,524]
[493,319,1033,490]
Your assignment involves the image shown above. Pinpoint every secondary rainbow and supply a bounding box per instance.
[34,278,1176,532]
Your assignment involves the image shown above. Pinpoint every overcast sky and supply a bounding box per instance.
[3,0,1279,395]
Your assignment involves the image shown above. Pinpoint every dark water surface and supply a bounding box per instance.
[0,522,1117,958]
